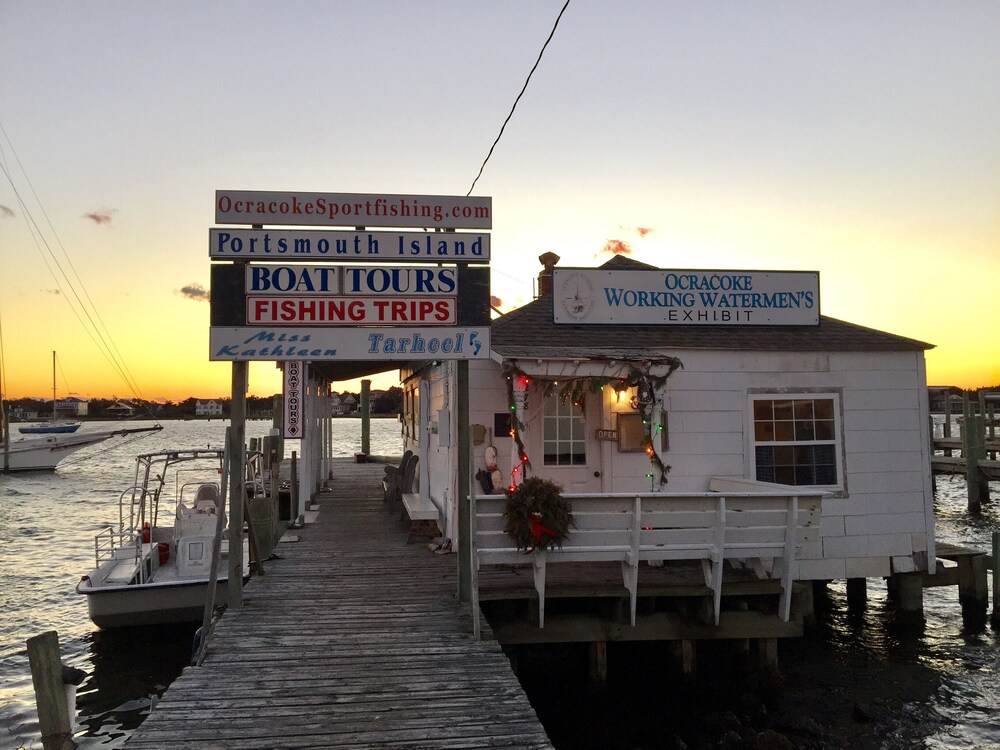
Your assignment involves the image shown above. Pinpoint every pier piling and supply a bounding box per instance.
[26,630,76,750]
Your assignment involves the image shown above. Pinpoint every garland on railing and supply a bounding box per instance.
[501,357,682,488]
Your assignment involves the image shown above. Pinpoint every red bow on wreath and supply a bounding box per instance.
[527,512,558,552]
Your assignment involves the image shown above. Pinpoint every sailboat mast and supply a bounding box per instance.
[52,351,57,419]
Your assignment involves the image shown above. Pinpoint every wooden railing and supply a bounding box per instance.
[473,482,823,628]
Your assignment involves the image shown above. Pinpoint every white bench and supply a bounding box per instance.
[473,486,822,628]
[401,492,441,543]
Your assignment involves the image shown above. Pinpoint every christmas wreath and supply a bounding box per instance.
[503,477,574,552]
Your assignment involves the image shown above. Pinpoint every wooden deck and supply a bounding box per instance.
[126,459,553,750]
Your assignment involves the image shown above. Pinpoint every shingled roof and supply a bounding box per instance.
[492,255,932,358]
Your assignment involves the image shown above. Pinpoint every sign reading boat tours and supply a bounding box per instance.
[553,269,819,326]
[215,190,492,230]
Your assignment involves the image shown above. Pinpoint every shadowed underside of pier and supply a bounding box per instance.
[126,459,552,750]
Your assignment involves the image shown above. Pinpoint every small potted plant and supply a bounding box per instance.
[503,476,574,552]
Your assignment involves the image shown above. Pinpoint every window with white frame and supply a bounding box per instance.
[750,394,841,487]
[543,397,586,466]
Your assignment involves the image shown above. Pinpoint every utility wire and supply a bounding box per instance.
[466,0,571,196]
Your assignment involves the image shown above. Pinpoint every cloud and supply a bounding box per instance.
[596,239,633,258]
[635,227,654,237]
[0,205,14,218]
[83,209,116,225]
[490,295,503,309]
[44,288,62,296]
[178,284,210,302]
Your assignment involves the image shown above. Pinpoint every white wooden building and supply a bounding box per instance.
[402,254,936,586]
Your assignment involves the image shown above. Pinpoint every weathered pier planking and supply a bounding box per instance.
[126,459,552,750]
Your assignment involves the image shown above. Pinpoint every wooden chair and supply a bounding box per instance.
[382,450,413,506]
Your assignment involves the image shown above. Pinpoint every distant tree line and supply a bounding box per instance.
[3,386,403,420]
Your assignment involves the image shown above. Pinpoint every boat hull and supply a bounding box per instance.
[18,423,81,434]
[77,576,239,628]
[1,425,162,472]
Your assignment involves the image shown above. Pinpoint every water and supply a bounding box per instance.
[0,418,402,750]
[2,418,999,749]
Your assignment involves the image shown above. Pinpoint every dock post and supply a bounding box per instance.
[894,572,924,625]
[957,553,989,630]
[588,641,608,689]
[846,578,867,612]
[360,379,371,457]
[965,413,989,511]
[456,360,473,603]
[992,532,1000,628]
[26,631,75,750]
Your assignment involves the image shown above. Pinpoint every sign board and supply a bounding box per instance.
[595,429,618,441]
[246,296,457,326]
[553,269,820,326]
[215,190,491,230]
[210,228,489,262]
[211,264,489,328]
[244,265,456,296]
[209,326,490,361]
[283,360,303,439]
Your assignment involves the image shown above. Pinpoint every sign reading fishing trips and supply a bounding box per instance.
[552,269,820,326]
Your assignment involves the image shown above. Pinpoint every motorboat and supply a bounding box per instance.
[77,447,264,628]
[1,424,162,472]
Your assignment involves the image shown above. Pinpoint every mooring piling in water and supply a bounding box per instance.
[26,630,84,750]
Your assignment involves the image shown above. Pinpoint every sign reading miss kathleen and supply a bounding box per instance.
[209,326,490,361]
[553,269,820,326]
[215,190,491,230]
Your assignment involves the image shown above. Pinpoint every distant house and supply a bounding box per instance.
[340,394,358,414]
[55,396,88,418]
[106,400,136,419]
[927,386,965,414]
[195,399,224,417]
[330,394,351,416]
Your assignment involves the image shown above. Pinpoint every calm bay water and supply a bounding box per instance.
[1,417,999,749]
[0,418,402,750]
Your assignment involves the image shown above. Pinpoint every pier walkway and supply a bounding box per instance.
[126,459,552,749]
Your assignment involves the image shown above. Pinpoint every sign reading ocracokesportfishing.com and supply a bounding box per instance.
[553,269,820,326]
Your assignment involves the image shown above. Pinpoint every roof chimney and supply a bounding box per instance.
[537,252,560,297]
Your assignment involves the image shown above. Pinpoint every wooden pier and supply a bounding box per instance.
[931,394,1000,509]
[126,459,552,750]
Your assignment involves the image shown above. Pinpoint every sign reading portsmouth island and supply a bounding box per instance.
[210,228,489,262]
[215,190,492,230]
[553,269,820,326]
[209,327,490,361]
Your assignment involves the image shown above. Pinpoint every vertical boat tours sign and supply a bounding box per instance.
[553,268,820,326]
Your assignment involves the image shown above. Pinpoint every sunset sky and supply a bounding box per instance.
[1,2,997,403]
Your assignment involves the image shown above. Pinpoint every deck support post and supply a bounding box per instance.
[755,637,778,671]
[894,572,924,625]
[588,641,608,689]
[957,553,988,630]
[679,639,696,676]
[846,577,867,612]
[963,408,989,511]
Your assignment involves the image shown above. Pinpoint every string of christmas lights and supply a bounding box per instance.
[501,357,682,489]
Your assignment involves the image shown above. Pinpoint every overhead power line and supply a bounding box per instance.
[466,0,572,196]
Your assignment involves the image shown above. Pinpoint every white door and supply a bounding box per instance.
[525,391,604,492]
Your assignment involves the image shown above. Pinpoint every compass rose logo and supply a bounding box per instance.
[557,272,595,321]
